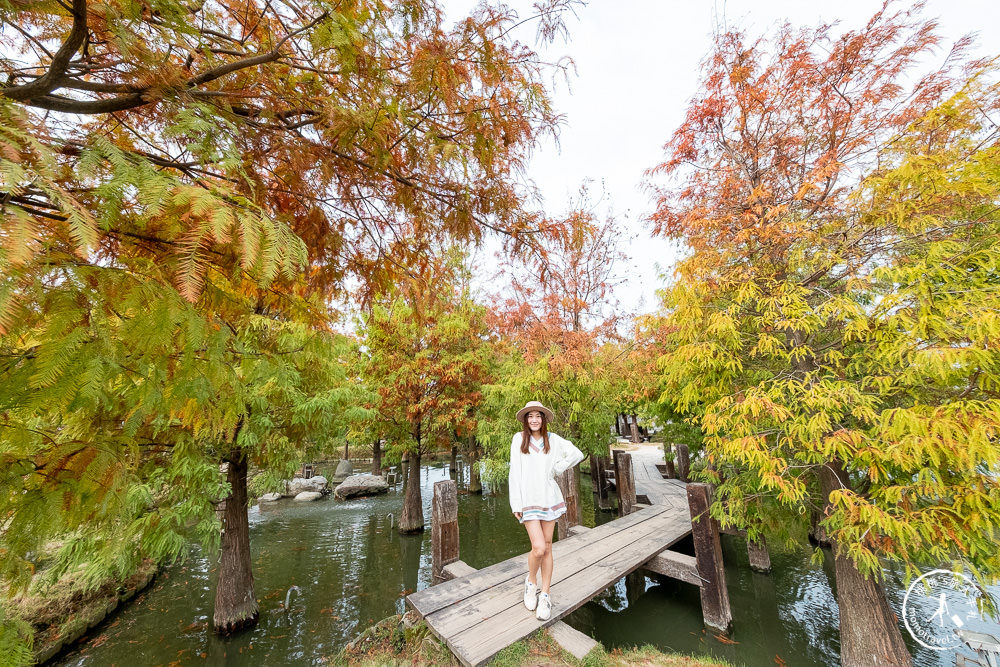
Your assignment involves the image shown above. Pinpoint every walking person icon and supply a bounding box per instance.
[928,592,948,627]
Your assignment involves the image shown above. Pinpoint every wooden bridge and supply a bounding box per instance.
[406,446,741,667]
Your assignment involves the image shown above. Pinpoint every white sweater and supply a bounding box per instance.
[508,432,585,514]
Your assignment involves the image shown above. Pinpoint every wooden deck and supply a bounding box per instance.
[407,455,694,667]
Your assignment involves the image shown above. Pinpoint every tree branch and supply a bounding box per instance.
[2,0,88,101]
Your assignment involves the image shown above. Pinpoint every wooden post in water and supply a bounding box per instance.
[687,483,732,632]
[589,454,600,492]
[594,456,612,510]
[431,480,459,585]
[675,444,690,482]
[555,467,580,539]
[747,535,772,573]
[613,450,636,517]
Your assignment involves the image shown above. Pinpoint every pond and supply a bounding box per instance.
[52,459,999,666]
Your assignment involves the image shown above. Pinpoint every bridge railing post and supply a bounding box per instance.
[555,466,580,539]
[613,450,636,516]
[432,480,459,585]
[687,482,732,632]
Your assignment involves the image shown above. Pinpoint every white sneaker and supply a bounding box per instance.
[523,578,538,611]
[536,592,552,621]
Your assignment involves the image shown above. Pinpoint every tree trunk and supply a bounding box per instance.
[449,444,458,477]
[629,414,640,444]
[371,438,382,475]
[344,440,349,460]
[399,450,424,534]
[468,442,482,494]
[818,462,913,667]
[213,452,258,634]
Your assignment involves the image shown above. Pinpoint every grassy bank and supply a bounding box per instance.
[332,613,740,667]
[2,558,158,665]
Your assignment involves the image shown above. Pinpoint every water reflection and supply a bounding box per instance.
[53,461,998,667]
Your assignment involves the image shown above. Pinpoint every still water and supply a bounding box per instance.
[54,461,998,666]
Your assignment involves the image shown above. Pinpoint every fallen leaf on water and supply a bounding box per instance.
[775,656,787,666]
[713,634,739,645]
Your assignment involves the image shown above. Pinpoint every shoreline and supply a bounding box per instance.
[4,559,159,665]
[333,612,740,666]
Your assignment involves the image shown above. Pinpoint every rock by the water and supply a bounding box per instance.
[285,475,328,497]
[331,459,354,484]
[335,474,389,500]
[260,493,282,502]
[294,491,322,502]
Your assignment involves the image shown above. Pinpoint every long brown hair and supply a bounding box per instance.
[520,411,550,454]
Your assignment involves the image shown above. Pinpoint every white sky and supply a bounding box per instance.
[442,0,1000,316]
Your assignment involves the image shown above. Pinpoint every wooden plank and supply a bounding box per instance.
[424,509,688,640]
[547,621,598,660]
[409,505,668,617]
[441,560,477,581]
[643,550,702,587]
[566,525,591,537]
[445,509,692,666]
[440,559,598,661]
[432,480,459,584]
[407,505,671,617]
[428,512,684,635]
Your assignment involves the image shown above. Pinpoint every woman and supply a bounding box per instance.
[508,400,585,621]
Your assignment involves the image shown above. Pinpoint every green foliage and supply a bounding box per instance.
[478,341,617,463]
[654,73,1000,581]
[0,605,32,667]
[358,263,492,457]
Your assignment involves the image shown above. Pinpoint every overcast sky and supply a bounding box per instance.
[441,0,999,315]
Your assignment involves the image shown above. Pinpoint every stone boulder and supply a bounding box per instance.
[331,459,354,484]
[259,492,282,502]
[284,475,328,497]
[294,491,323,502]
[334,474,389,500]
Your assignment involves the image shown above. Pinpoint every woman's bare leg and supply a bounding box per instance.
[523,519,546,584]
[538,520,556,593]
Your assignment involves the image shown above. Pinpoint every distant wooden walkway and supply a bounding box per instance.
[407,501,692,667]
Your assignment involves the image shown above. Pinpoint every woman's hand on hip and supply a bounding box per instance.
[514,512,522,520]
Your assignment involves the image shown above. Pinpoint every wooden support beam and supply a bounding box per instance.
[555,466,580,540]
[613,450,636,517]
[644,550,703,587]
[441,559,477,581]
[687,483,732,632]
[675,444,690,483]
[432,480,459,585]
[547,620,599,660]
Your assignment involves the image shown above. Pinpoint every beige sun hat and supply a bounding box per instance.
[516,400,554,424]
